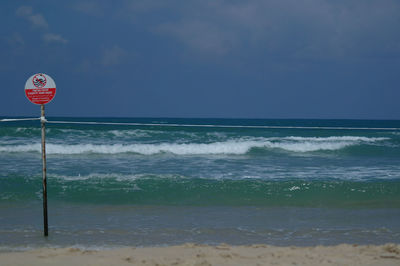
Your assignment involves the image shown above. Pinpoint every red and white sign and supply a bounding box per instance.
[25,73,56,105]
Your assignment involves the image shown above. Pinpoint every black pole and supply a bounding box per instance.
[41,104,48,236]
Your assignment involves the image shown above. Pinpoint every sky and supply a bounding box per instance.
[1,0,399,119]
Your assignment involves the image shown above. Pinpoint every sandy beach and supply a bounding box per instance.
[1,243,399,266]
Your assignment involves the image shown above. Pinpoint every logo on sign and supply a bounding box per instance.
[33,74,47,88]
[25,73,56,105]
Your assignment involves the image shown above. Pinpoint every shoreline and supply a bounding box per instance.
[1,243,399,266]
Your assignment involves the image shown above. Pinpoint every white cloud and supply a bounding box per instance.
[124,0,400,59]
[101,45,127,66]
[16,6,69,45]
[15,6,32,16]
[43,33,68,44]
[28,14,49,28]
[16,5,48,28]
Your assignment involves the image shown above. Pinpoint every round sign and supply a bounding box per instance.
[25,73,56,105]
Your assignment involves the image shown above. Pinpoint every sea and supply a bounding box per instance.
[1,117,399,251]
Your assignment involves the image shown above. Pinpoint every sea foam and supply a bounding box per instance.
[0,136,388,155]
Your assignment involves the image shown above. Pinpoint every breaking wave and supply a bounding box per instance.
[0,136,389,155]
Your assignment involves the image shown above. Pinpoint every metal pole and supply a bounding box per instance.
[41,104,48,236]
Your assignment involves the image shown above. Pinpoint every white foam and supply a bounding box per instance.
[0,143,42,153]
[52,173,142,181]
[108,129,152,138]
[45,166,400,181]
[0,136,388,155]
[267,140,351,152]
[281,136,388,142]
[50,173,187,182]
[43,141,260,155]
[271,136,389,152]
[15,127,40,133]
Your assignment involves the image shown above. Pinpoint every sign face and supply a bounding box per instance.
[25,73,56,105]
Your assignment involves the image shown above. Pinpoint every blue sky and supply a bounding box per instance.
[1,0,399,119]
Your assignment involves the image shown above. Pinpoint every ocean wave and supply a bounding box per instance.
[0,141,259,155]
[2,175,399,207]
[265,136,388,152]
[108,129,153,138]
[280,136,387,142]
[0,136,389,155]
[40,166,400,182]
[51,173,183,182]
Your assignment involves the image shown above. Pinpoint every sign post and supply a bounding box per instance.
[41,104,48,236]
[25,73,56,237]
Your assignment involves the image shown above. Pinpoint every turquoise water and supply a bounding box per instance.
[1,118,400,249]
